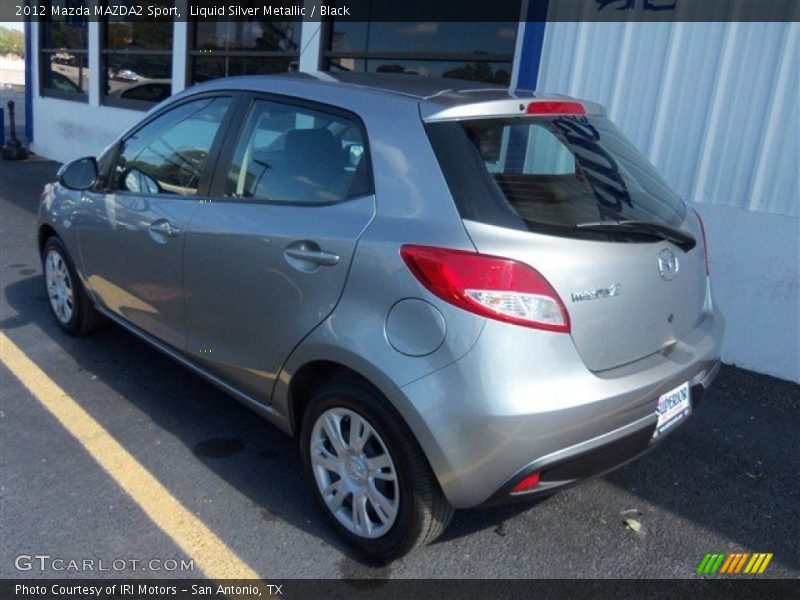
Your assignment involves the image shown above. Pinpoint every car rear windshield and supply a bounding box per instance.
[425,115,686,236]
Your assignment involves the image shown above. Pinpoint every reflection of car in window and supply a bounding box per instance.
[113,69,139,82]
[49,71,82,94]
[112,80,172,104]
[53,51,76,66]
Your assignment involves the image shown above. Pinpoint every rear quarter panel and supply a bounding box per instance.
[272,92,488,435]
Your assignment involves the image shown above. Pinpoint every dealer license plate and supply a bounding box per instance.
[653,381,691,438]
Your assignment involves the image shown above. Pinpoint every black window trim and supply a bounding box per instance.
[100,91,244,199]
[39,16,89,102]
[205,90,375,207]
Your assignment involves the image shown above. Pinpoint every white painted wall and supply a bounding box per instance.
[31,96,143,162]
[701,204,799,382]
[538,22,800,382]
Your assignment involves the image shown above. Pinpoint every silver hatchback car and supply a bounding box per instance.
[38,72,724,560]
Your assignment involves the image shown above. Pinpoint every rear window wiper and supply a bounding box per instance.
[574,220,696,251]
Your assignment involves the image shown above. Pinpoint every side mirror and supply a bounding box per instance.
[344,143,365,168]
[58,157,98,191]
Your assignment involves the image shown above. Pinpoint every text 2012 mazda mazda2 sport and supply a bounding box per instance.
[38,72,724,560]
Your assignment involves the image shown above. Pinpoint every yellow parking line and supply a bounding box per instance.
[0,332,259,579]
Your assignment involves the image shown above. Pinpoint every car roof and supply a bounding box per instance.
[190,72,604,120]
[197,71,504,100]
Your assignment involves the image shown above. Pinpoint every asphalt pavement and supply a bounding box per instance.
[1,157,798,579]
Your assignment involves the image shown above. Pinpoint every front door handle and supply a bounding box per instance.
[284,245,340,267]
[148,220,180,239]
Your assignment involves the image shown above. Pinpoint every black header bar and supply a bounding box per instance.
[2,0,799,22]
[2,579,800,600]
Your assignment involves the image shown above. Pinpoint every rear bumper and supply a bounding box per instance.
[485,361,720,505]
[398,307,724,508]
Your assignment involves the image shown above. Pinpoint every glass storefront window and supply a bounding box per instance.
[329,22,519,55]
[323,18,520,85]
[102,2,174,109]
[189,21,300,85]
[328,58,512,85]
[40,1,90,100]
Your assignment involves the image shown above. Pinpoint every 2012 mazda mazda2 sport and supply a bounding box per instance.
[38,72,724,560]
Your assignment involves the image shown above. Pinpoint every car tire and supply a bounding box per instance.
[42,236,106,335]
[300,377,453,561]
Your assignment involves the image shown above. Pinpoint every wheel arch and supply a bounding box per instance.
[276,346,451,498]
[38,224,58,256]
[286,359,386,438]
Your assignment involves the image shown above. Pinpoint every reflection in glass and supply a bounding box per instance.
[42,22,88,49]
[40,1,90,97]
[114,97,232,196]
[324,19,518,85]
[194,21,300,53]
[189,21,300,84]
[105,55,172,104]
[192,57,297,84]
[102,15,173,106]
[330,22,518,55]
[42,52,89,95]
[106,21,173,51]
[328,58,512,85]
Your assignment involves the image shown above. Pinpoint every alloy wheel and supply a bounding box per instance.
[309,407,400,539]
[45,249,74,324]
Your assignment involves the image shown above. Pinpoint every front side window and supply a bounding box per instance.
[111,96,231,196]
[426,115,686,234]
[223,99,370,204]
[40,1,90,100]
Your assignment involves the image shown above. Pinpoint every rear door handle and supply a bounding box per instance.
[284,247,340,267]
[148,220,180,238]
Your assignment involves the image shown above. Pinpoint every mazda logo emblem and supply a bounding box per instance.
[658,249,679,281]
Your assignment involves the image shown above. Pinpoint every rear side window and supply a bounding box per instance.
[426,116,686,235]
[223,99,371,204]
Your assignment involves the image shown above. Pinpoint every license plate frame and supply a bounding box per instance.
[653,381,691,438]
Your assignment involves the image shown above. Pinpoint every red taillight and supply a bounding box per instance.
[526,101,586,115]
[400,245,570,333]
[511,472,541,494]
[692,208,710,274]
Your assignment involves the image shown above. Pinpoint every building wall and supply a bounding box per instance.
[536,22,800,381]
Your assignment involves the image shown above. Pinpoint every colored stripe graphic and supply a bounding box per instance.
[745,553,774,574]
[734,553,750,573]
[698,552,772,575]
[758,554,774,573]
[719,554,736,574]
[696,553,713,574]
[710,554,726,573]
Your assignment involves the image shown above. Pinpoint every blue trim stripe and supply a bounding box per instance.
[509,3,549,172]
[515,4,549,91]
[24,19,33,144]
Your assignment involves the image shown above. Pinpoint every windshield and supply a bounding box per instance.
[426,115,686,236]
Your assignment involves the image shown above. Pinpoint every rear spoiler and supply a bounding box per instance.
[421,93,606,122]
